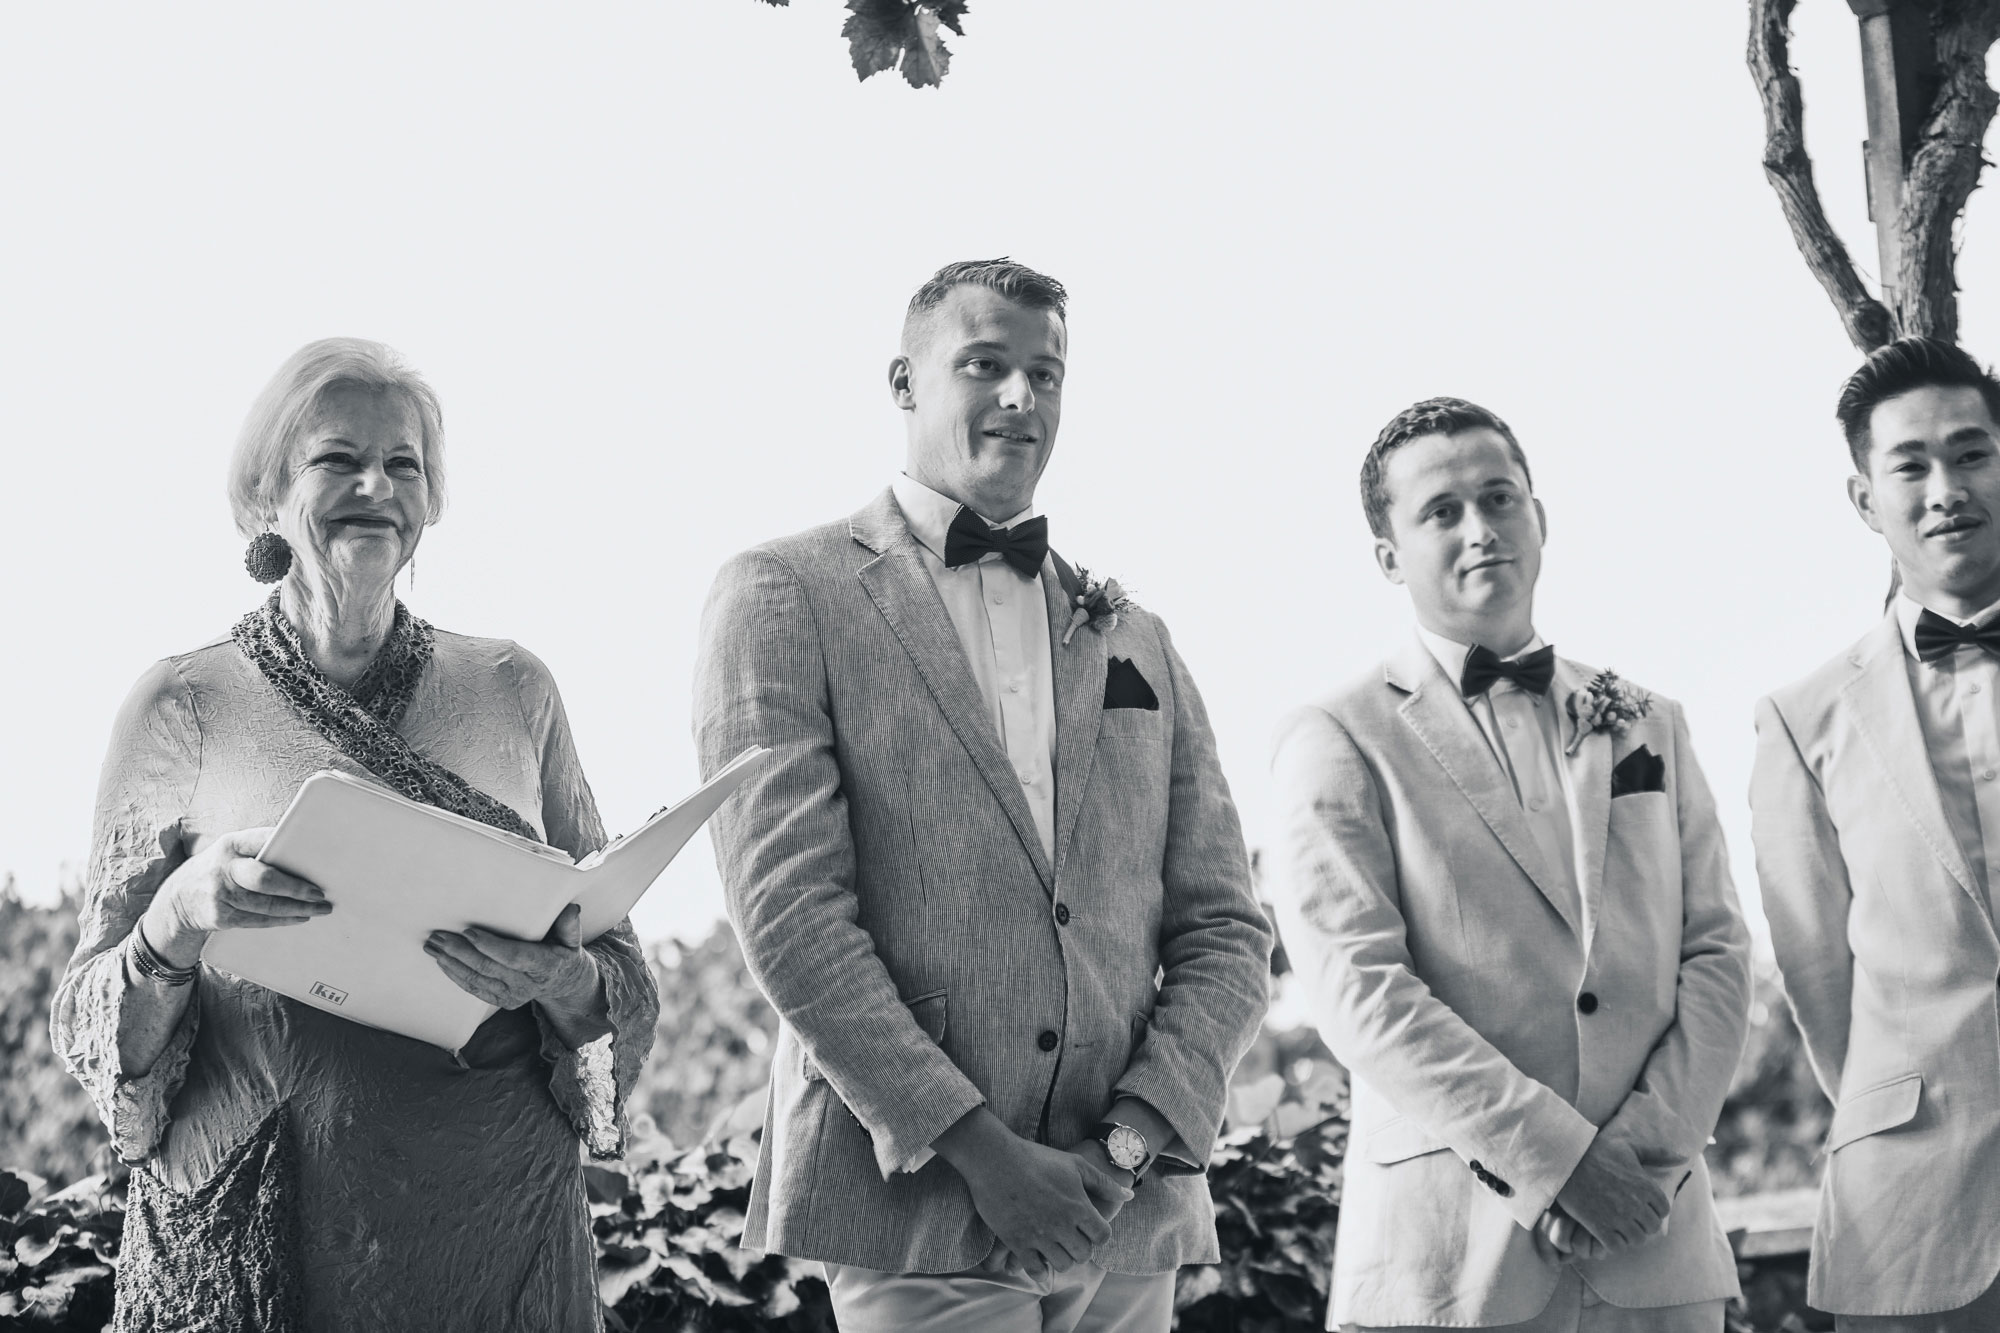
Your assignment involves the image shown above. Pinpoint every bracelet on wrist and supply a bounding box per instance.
[128,921,200,986]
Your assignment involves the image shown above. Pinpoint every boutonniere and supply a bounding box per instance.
[1565,670,1652,756]
[1061,565,1135,646]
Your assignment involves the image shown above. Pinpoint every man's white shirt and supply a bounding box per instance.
[1417,627,1585,931]
[890,471,1059,862]
[1896,591,2000,918]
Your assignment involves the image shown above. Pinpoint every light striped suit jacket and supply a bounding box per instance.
[692,488,1272,1275]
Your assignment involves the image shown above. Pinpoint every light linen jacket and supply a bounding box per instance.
[692,489,1272,1276]
[1753,613,2000,1316]
[1270,638,1749,1329]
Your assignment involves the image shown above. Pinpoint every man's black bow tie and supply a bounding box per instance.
[1461,643,1556,698]
[1913,608,2000,663]
[943,507,1049,577]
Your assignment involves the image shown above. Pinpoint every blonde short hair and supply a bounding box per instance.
[226,338,447,538]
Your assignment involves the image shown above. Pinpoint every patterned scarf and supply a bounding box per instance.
[232,592,540,841]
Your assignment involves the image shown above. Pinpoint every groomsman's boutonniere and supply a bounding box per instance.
[1565,671,1652,756]
[1061,566,1134,646]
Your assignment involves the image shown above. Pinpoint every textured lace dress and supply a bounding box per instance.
[49,627,661,1332]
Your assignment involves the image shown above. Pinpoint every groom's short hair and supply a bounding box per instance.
[1360,397,1532,539]
[902,258,1068,352]
[1836,336,2000,472]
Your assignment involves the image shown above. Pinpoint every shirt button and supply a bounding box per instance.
[1527,798,1543,812]
[1985,770,1997,782]
[1008,682,1022,694]
[1578,992,1600,1015]
[1037,1030,1059,1052]
[1055,903,1071,926]
[1019,770,1034,785]
[1971,683,1984,695]
[1505,719,1519,731]
[992,595,1005,606]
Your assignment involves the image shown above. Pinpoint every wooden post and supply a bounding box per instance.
[1849,0,1943,311]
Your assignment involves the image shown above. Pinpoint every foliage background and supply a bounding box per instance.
[0,879,1831,1330]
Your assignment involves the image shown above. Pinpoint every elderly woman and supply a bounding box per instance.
[50,338,659,1332]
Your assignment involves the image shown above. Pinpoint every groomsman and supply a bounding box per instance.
[1753,337,2000,1330]
[694,258,1271,1332]
[1269,398,1751,1331]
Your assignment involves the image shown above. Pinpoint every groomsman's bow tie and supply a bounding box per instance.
[943,507,1049,577]
[1461,644,1556,698]
[1913,608,2000,663]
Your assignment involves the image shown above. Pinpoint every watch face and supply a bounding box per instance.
[1103,1125,1147,1171]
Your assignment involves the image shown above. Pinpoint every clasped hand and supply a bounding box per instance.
[424,903,600,1013]
[936,1111,1132,1279]
[1542,1134,1676,1262]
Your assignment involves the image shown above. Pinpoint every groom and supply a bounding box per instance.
[1268,398,1750,1331]
[1753,337,2000,1329]
[694,258,1271,1332]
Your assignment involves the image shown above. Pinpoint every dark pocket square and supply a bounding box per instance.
[1103,657,1159,710]
[1610,745,1666,798]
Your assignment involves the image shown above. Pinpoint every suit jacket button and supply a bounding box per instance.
[1494,1179,1514,1197]
[1577,992,1599,1015]
[1037,1030,1059,1052]
[1469,1159,1485,1177]
[1054,904,1071,926]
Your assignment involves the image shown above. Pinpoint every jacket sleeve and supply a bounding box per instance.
[515,645,662,1160]
[1269,703,1596,1230]
[693,547,985,1178]
[1597,702,1754,1167]
[1110,620,1273,1169]
[48,661,204,1162]
[1750,694,1853,1101]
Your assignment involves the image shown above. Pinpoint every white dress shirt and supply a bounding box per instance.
[891,473,1058,860]
[1896,592,2000,918]
[1418,627,1584,930]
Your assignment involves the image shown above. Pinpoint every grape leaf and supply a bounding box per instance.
[929,0,969,35]
[842,0,911,83]
[898,8,951,89]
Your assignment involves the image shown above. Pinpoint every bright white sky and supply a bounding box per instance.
[2,4,1990,951]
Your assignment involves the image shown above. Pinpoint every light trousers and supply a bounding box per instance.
[823,1254,1176,1333]
[1348,1268,1725,1333]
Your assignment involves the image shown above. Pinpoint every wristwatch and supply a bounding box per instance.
[1092,1121,1151,1175]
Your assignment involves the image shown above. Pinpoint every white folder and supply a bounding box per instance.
[201,745,769,1052]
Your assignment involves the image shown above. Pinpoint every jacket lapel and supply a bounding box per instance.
[1842,613,1982,912]
[850,490,1055,891]
[1389,638,1581,935]
[1045,558,1105,880]
[1554,658,1612,948]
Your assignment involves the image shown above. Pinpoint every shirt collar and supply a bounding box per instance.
[1416,625,1548,694]
[890,473,1036,565]
[1895,591,2000,663]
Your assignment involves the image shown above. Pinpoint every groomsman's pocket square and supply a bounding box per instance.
[1610,745,1666,798]
[1103,657,1160,710]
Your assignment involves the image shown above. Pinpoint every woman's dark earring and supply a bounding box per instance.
[244,531,293,583]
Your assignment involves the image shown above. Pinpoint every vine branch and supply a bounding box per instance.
[1749,0,1895,351]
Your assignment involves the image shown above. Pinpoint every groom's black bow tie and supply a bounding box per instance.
[943,507,1049,577]
[1913,608,2000,663]
[1461,643,1556,698]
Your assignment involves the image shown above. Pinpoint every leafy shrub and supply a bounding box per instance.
[0,880,112,1189]
[1709,960,1831,1200]
[589,1142,834,1333]
[1172,1118,1344,1332]
[0,1168,122,1331]
[632,925,779,1153]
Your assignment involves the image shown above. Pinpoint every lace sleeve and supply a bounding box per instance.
[48,660,204,1162]
[510,644,662,1158]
